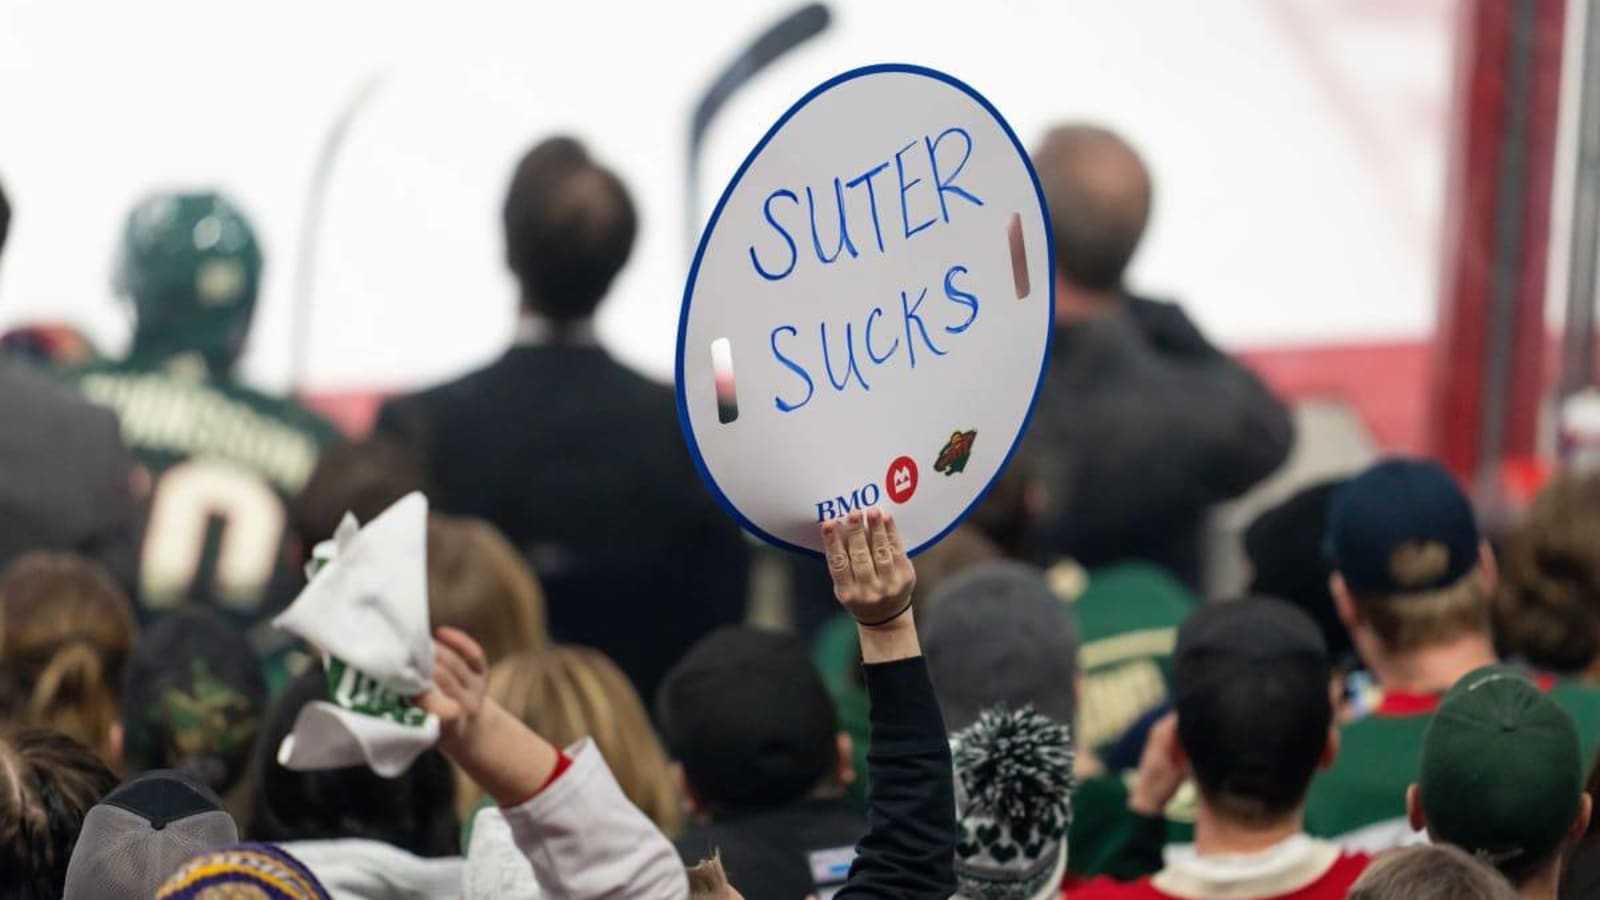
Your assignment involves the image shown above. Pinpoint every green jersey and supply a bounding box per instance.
[1057,562,1196,754]
[1306,675,1600,842]
[68,361,338,625]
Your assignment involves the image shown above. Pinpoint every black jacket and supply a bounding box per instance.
[0,359,140,595]
[376,342,749,699]
[1024,295,1293,586]
[839,656,955,900]
[676,798,865,900]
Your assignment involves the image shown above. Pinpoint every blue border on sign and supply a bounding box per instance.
[674,62,1057,559]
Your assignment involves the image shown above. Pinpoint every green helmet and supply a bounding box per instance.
[116,192,263,374]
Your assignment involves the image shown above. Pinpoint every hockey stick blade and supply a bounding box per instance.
[686,2,832,243]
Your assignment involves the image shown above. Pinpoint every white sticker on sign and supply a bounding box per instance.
[676,64,1054,556]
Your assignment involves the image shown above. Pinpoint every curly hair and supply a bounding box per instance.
[1494,472,1600,674]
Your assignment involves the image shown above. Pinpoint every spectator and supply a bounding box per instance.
[1493,471,1600,676]
[660,626,863,900]
[920,560,1155,882]
[118,607,267,815]
[1408,666,1591,900]
[0,553,137,764]
[62,770,238,900]
[480,645,679,833]
[1022,125,1292,588]
[950,707,1075,900]
[245,668,462,894]
[923,562,1079,733]
[0,178,142,598]
[1049,561,1195,760]
[424,627,691,900]
[1304,459,1600,842]
[1348,844,1519,900]
[1244,479,1354,668]
[65,192,339,627]
[0,727,119,899]
[376,137,748,700]
[1071,598,1370,899]
[289,437,429,561]
[427,513,549,666]
[157,843,331,899]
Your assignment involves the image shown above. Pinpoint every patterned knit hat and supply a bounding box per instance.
[951,706,1076,900]
[155,843,330,899]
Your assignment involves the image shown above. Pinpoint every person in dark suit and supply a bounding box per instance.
[377,138,748,699]
[1023,125,1294,588]
[0,177,142,595]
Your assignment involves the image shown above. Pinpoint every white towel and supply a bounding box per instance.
[273,492,439,777]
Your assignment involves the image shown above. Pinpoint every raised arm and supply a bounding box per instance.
[823,509,956,900]
[420,627,687,900]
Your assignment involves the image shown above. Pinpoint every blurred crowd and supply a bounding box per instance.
[0,108,1597,900]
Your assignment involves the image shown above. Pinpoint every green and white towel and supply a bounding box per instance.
[273,491,439,777]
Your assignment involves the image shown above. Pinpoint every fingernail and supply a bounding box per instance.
[849,511,862,522]
[822,522,834,534]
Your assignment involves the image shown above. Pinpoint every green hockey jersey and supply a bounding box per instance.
[68,361,338,627]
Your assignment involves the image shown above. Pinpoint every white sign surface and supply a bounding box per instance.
[676,64,1054,556]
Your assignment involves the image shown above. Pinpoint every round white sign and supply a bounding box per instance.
[676,63,1054,556]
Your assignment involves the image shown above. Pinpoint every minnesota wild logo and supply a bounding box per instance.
[934,430,977,476]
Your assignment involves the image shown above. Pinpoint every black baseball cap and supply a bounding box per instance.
[657,627,838,813]
[1174,598,1331,810]
[1327,458,1480,594]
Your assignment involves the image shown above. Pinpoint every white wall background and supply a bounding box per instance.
[0,0,1454,392]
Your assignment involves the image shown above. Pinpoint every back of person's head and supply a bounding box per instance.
[290,438,428,562]
[156,842,330,899]
[0,553,137,763]
[1246,479,1353,662]
[1174,597,1332,827]
[657,626,838,816]
[1413,666,1590,888]
[503,136,637,320]
[951,707,1074,900]
[119,608,267,803]
[488,646,679,832]
[1348,844,1519,900]
[1328,457,1490,655]
[1031,124,1151,292]
[244,669,459,857]
[1494,471,1600,674]
[923,561,1079,731]
[116,192,263,374]
[63,770,238,900]
[963,457,1039,558]
[427,514,548,665]
[0,727,118,899]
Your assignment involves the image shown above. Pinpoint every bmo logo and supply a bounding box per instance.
[815,482,882,522]
[816,456,921,522]
[886,456,918,504]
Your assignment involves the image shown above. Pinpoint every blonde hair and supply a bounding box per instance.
[427,514,548,665]
[476,646,681,834]
[0,554,137,765]
[1355,571,1490,653]
[1348,844,1518,900]
[686,851,732,900]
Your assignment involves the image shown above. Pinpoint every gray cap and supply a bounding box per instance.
[63,770,238,899]
[924,561,1080,731]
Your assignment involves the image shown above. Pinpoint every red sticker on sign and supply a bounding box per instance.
[886,456,919,504]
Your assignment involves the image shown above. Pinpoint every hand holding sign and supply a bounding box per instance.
[823,509,915,627]
[678,64,1053,556]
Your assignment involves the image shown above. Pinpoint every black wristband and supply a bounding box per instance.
[855,598,913,628]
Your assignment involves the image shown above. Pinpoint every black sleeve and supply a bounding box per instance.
[836,656,956,900]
